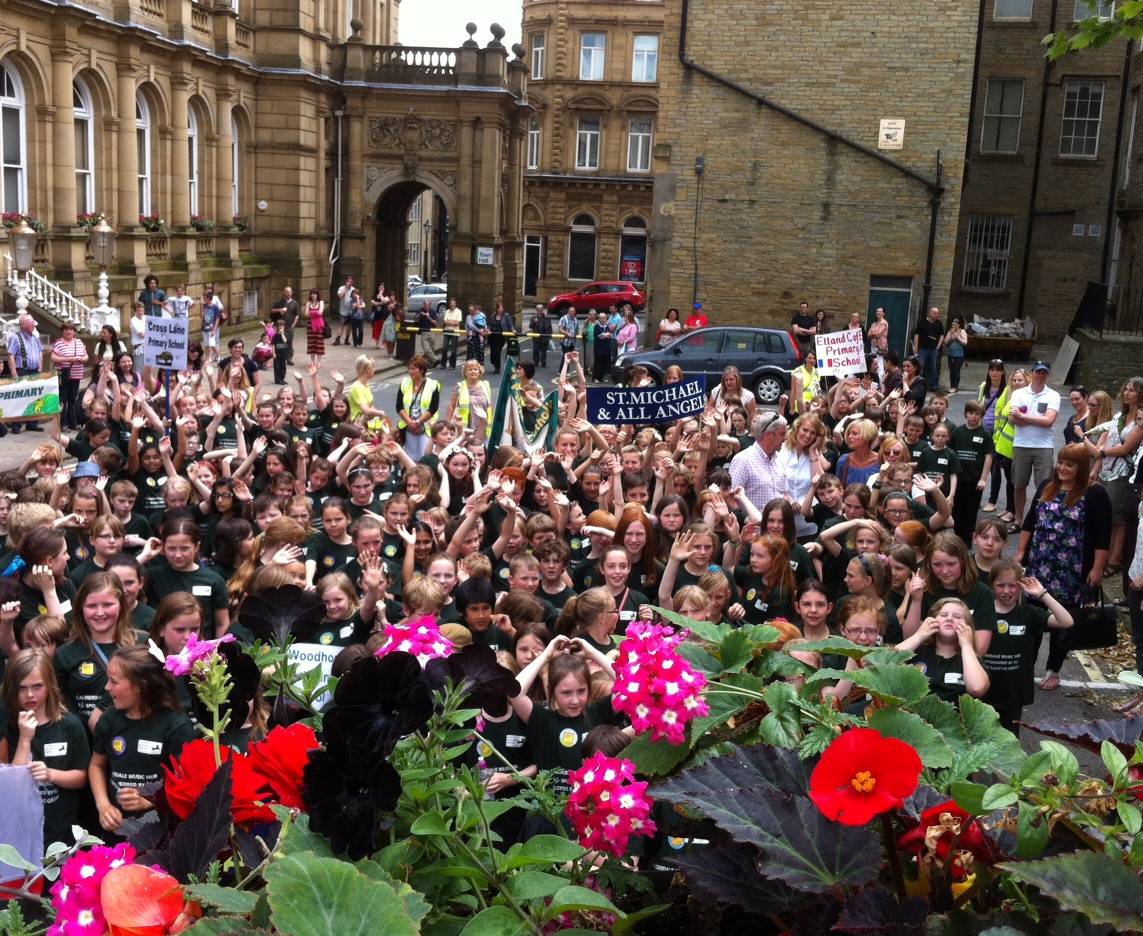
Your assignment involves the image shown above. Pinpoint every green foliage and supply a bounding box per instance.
[997,852,1143,931]
[1046,1,1143,60]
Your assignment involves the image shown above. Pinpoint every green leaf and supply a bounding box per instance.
[655,607,728,643]
[548,884,623,916]
[1103,740,1130,787]
[1120,801,1143,837]
[611,903,671,936]
[185,883,258,914]
[949,780,988,815]
[981,783,1018,812]
[794,636,868,659]
[1015,802,1050,859]
[998,851,1143,931]
[187,921,272,935]
[717,629,755,673]
[506,870,570,901]
[0,844,36,874]
[459,906,530,936]
[273,807,336,859]
[622,730,693,776]
[806,663,930,706]
[410,811,452,836]
[358,859,431,923]
[868,707,955,770]
[264,851,420,936]
[759,681,803,748]
[1041,740,1081,789]
[1016,750,1053,785]
[676,640,723,676]
[502,834,585,869]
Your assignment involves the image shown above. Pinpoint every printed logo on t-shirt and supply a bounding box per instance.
[319,632,334,645]
[997,619,1009,635]
[147,477,157,487]
[558,728,578,748]
[498,567,510,580]
[570,539,582,551]
[505,734,525,748]
[477,740,493,758]
[915,662,927,675]
[667,837,689,850]
[384,545,398,558]
[745,589,757,602]
[43,742,68,757]
[138,739,163,755]
[80,662,96,677]
[111,736,126,756]
[76,547,90,561]
[323,557,334,567]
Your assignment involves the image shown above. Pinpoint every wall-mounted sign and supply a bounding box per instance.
[878,119,905,151]
[475,246,495,266]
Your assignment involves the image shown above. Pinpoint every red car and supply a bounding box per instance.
[547,281,645,314]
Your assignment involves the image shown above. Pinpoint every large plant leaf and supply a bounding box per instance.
[1021,714,1143,757]
[185,884,258,914]
[806,664,930,706]
[654,750,879,892]
[671,842,802,914]
[834,887,930,935]
[654,607,728,642]
[153,759,234,884]
[358,858,431,923]
[911,695,1024,780]
[869,708,955,770]
[458,905,530,936]
[622,731,693,776]
[264,850,420,936]
[997,851,1143,931]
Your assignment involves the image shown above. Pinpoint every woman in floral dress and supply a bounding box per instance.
[1016,443,1111,691]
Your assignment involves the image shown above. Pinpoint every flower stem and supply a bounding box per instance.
[704,685,767,702]
[881,812,907,901]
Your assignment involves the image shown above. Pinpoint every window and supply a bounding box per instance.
[679,331,721,354]
[753,332,787,355]
[980,79,1024,154]
[1124,92,1138,188]
[627,117,653,172]
[527,117,540,169]
[1074,0,1114,20]
[531,34,545,80]
[407,241,420,264]
[568,214,596,280]
[0,61,27,214]
[632,35,659,82]
[409,197,422,222]
[73,80,95,216]
[994,0,1033,17]
[580,33,605,80]
[231,115,240,216]
[962,215,1014,291]
[135,93,152,216]
[1060,80,1105,156]
[187,107,200,215]
[619,216,647,282]
[576,117,600,170]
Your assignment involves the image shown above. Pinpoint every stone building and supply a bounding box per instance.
[521,0,661,301]
[643,0,979,354]
[0,0,525,337]
[952,0,1130,341]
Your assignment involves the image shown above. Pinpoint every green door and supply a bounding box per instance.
[866,277,913,358]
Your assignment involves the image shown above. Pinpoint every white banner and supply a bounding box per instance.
[0,374,60,422]
[287,642,341,709]
[144,316,189,370]
[815,327,866,377]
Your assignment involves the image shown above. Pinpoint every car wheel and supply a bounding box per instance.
[754,374,785,404]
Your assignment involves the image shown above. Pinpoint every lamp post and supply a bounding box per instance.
[423,219,432,283]
[9,218,37,322]
[89,217,117,333]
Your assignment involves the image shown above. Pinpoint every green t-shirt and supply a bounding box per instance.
[306,533,357,578]
[525,697,619,795]
[982,602,1050,709]
[92,706,196,814]
[5,713,90,846]
[145,564,228,637]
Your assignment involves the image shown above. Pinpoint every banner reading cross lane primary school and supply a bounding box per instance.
[0,374,60,422]
[586,375,707,425]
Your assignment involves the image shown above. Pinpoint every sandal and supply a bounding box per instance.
[982,503,997,513]
[1006,521,1022,535]
[998,511,1014,523]
[1040,673,1060,691]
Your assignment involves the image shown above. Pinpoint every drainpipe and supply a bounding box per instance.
[329,108,345,293]
[1017,0,1058,318]
[921,153,944,317]
[1102,39,1133,280]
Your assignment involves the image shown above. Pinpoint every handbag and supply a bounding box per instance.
[1066,586,1119,651]
[321,321,332,339]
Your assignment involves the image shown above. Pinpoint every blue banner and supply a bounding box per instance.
[586,375,707,425]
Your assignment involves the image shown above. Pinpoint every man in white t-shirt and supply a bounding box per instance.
[1008,360,1060,525]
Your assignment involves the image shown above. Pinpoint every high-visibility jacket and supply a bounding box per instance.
[455,379,492,437]
[982,384,1014,459]
[397,375,440,430]
[795,363,822,402]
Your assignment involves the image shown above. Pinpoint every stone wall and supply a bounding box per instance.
[1073,328,1143,389]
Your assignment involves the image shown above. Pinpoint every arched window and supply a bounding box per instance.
[231,114,240,217]
[619,216,647,283]
[187,106,200,216]
[568,213,596,281]
[73,79,96,216]
[0,61,28,214]
[136,93,152,216]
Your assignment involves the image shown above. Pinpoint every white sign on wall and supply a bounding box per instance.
[815,327,867,377]
[475,246,495,266]
[879,119,905,150]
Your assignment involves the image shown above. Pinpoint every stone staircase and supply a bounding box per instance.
[2,253,111,342]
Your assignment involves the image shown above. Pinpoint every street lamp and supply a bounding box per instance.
[9,218,37,321]
[89,217,117,333]
[423,219,432,283]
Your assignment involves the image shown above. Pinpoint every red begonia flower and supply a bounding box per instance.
[897,799,997,878]
[100,864,201,935]
[809,728,922,826]
[246,723,319,810]
[163,739,275,827]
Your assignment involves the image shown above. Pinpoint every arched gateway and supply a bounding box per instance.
[338,26,529,314]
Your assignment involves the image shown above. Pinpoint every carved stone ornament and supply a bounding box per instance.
[367,112,457,153]
[367,116,403,150]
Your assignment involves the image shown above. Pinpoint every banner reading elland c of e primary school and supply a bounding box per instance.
[0,374,60,422]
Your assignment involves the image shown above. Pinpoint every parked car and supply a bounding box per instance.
[610,326,803,404]
[407,275,424,290]
[407,283,449,315]
[547,281,645,314]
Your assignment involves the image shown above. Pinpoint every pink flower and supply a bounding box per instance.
[374,615,454,666]
[565,753,656,857]
[49,844,137,934]
[164,632,236,676]
[610,622,708,744]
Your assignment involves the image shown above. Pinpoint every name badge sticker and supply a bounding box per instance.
[192,585,212,597]
[43,742,68,757]
[58,600,72,615]
[944,672,965,685]
[137,739,163,755]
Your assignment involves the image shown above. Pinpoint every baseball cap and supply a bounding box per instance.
[1032,360,1051,373]
[693,302,703,310]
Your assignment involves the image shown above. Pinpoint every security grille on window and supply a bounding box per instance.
[1060,80,1105,156]
[527,118,541,169]
[568,215,596,280]
[576,117,601,170]
[242,289,258,322]
[1073,0,1115,20]
[962,216,1013,291]
[632,35,659,82]
[531,35,545,80]
[627,117,652,172]
[994,0,1033,17]
[981,79,1024,154]
[580,33,605,81]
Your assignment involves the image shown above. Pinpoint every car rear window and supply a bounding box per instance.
[754,332,786,355]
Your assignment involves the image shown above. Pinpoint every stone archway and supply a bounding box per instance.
[370,178,449,301]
